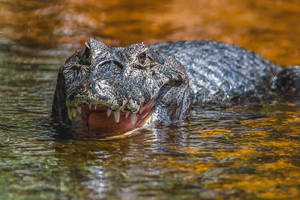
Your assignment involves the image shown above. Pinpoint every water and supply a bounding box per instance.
[0,0,300,199]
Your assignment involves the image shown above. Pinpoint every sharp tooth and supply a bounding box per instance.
[125,111,129,119]
[94,105,97,110]
[139,105,145,114]
[72,108,77,118]
[89,104,92,110]
[130,113,136,125]
[114,111,120,123]
[77,107,81,115]
[67,108,72,120]
[107,109,112,117]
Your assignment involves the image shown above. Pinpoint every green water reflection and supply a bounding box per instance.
[0,0,299,199]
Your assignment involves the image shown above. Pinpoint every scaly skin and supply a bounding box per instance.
[52,38,300,137]
[52,38,190,137]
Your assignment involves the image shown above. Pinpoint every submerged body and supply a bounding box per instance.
[52,39,300,137]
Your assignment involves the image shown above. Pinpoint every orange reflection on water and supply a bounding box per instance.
[0,0,299,65]
[220,172,300,199]
[1,1,300,199]
[164,156,214,175]
[198,129,231,136]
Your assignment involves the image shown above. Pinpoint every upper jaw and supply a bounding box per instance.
[64,99,154,138]
[65,97,154,125]
[66,93,150,114]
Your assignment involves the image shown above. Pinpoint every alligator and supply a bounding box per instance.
[52,38,300,137]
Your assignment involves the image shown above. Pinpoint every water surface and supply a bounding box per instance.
[0,0,300,199]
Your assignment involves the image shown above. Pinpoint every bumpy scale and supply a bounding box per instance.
[52,38,300,137]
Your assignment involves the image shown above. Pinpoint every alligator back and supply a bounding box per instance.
[149,41,282,106]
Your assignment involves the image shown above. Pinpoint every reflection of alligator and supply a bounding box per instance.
[52,38,300,136]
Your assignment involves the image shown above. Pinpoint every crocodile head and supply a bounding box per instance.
[52,38,190,137]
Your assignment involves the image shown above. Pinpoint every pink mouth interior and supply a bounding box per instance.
[79,102,153,135]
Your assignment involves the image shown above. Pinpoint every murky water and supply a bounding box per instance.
[0,0,300,199]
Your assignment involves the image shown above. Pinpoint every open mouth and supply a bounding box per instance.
[66,101,154,136]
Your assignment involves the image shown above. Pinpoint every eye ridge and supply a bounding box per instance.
[99,60,124,70]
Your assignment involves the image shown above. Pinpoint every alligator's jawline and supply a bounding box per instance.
[77,103,154,135]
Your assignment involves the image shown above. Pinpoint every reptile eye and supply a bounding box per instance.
[113,60,124,70]
[137,52,147,64]
[99,60,124,70]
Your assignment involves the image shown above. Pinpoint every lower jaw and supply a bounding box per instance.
[74,110,153,138]
[88,111,151,133]
[67,101,154,138]
[88,113,152,139]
